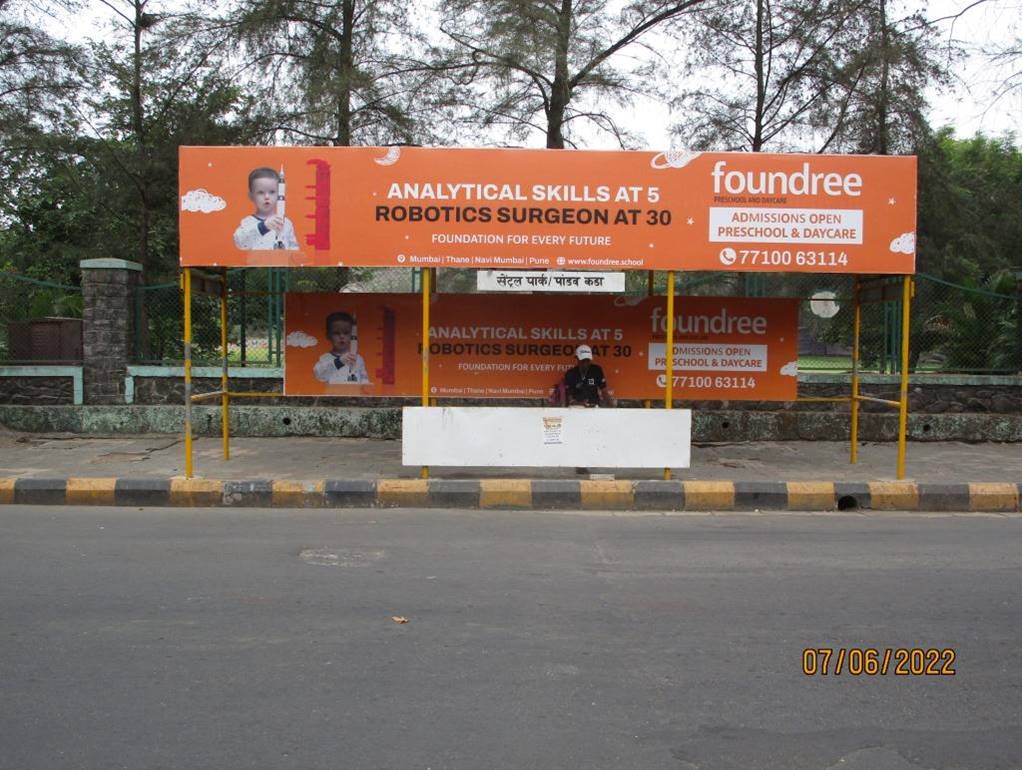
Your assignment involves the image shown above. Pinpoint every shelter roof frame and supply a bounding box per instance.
[178,263,914,482]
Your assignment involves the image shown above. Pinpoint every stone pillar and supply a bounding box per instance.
[1015,267,1022,374]
[81,259,142,404]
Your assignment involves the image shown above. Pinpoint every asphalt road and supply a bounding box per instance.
[2,506,1021,770]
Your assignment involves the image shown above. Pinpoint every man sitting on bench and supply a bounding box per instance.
[563,344,616,408]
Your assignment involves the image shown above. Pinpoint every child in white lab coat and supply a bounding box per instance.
[313,312,371,384]
[233,167,300,250]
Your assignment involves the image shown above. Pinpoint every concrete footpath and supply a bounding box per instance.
[0,431,1020,511]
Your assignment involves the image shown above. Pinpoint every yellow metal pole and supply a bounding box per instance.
[644,272,655,408]
[183,268,194,479]
[220,269,230,461]
[850,277,861,464]
[664,270,675,481]
[896,275,912,480]
[420,267,431,479]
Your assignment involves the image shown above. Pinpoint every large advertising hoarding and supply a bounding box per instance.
[283,294,799,401]
[180,147,916,274]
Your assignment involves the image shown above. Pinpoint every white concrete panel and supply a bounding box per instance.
[402,407,690,468]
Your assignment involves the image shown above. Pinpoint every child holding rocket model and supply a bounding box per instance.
[313,312,371,384]
[233,166,300,250]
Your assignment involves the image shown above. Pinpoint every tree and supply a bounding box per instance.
[990,35,1021,100]
[0,0,82,162]
[79,1,263,278]
[1,0,90,316]
[817,0,946,154]
[916,129,1022,281]
[435,0,709,149]
[230,0,438,146]
[674,0,867,151]
[919,0,1021,117]
[673,0,947,154]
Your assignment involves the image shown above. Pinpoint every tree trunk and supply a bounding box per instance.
[876,0,890,155]
[741,0,766,297]
[334,0,355,291]
[131,0,150,358]
[131,0,149,273]
[1015,267,1022,372]
[752,0,766,152]
[337,0,355,147]
[546,0,573,149]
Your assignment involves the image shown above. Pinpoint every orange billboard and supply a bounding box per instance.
[180,146,916,274]
[284,294,799,401]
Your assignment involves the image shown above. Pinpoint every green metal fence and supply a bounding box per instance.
[132,267,1019,373]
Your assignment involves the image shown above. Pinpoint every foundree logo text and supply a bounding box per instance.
[650,306,768,335]
[712,161,863,197]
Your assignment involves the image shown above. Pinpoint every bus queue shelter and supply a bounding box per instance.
[177,146,918,479]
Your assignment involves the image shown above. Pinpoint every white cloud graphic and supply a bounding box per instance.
[889,231,916,254]
[779,361,798,377]
[286,331,318,348]
[180,188,226,213]
[651,149,700,170]
[375,147,401,166]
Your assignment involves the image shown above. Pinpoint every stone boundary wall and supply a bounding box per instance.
[4,373,1020,415]
[128,374,1022,414]
[3,370,1017,417]
[2,404,1021,443]
[0,377,75,405]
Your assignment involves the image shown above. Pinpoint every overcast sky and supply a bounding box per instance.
[925,0,1020,137]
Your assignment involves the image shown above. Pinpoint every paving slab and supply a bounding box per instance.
[0,432,1019,483]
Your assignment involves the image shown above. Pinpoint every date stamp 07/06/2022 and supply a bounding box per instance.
[802,648,957,677]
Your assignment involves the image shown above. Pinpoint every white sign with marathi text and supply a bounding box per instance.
[477,270,625,293]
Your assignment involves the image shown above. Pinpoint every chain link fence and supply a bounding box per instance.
[913,273,1017,373]
[0,272,83,363]
[133,267,1019,374]
[630,270,1017,374]
[134,267,418,366]
[137,270,280,366]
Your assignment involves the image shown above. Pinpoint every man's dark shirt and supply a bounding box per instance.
[564,363,606,406]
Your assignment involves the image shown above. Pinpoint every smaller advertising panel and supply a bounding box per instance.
[283,294,421,397]
[284,294,799,401]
